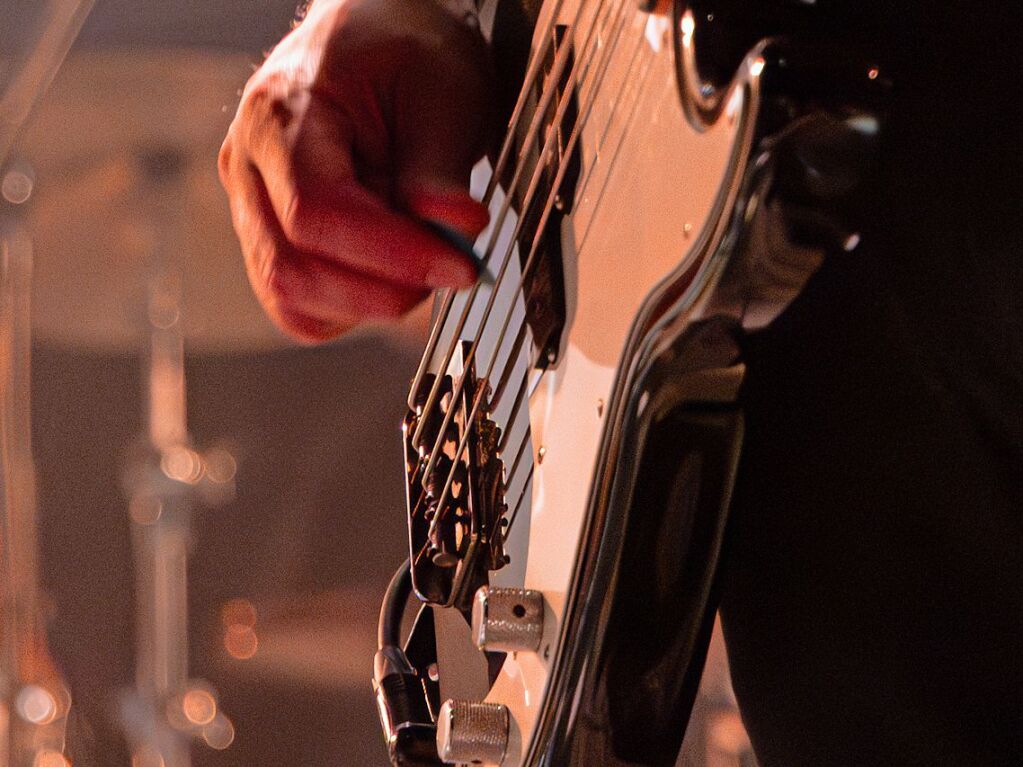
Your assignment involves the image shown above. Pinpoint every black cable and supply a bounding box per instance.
[378,558,413,650]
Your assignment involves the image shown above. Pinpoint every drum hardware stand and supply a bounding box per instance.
[0,0,95,165]
[1,217,72,767]
[119,149,235,767]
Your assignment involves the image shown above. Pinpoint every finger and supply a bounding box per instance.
[224,155,426,342]
[392,29,493,241]
[241,90,478,288]
[399,181,491,242]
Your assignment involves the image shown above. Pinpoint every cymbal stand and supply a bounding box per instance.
[0,0,95,164]
[120,150,234,767]
[0,220,72,766]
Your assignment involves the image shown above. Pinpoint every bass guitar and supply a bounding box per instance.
[374,0,885,763]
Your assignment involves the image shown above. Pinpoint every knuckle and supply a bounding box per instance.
[238,79,277,119]
[278,188,325,252]
[242,73,303,123]
[238,79,302,150]
[264,252,305,313]
[277,190,306,246]
[236,88,269,139]
[217,136,235,186]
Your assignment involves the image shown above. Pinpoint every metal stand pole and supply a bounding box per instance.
[0,0,94,164]
[0,221,72,767]
[120,149,234,767]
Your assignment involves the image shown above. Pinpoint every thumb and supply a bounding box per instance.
[392,22,494,241]
[393,78,491,241]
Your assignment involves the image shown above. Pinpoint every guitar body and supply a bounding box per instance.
[480,0,740,763]
[376,1,884,764]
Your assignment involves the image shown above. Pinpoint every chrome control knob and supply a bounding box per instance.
[436,699,509,765]
[471,586,544,653]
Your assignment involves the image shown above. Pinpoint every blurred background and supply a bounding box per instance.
[5,1,422,763]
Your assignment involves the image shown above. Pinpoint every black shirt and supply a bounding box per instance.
[718,2,1023,764]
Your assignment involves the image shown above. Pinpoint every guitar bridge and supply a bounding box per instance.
[403,343,509,610]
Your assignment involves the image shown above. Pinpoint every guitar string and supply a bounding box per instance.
[410,1,639,567]
[448,0,655,425]
[488,23,653,415]
[399,33,590,506]
[416,0,633,512]
[406,0,569,410]
[450,0,643,427]
[401,0,608,498]
[408,0,599,443]
[410,0,611,455]
[575,47,668,253]
[505,466,534,536]
[489,320,529,407]
[503,422,534,498]
[497,36,659,516]
[407,0,630,564]
[413,0,628,490]
[420,1,643,545]
[416,20,654,555]
[496,353,537,455]
[458,18,654,528]
[560,20,646,247]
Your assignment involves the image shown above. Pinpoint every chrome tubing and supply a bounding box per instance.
[0,0,94,164]
[1,223,72,766]
[119,148,235,767]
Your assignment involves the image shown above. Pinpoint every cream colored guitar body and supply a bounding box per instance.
[476,1,741,763]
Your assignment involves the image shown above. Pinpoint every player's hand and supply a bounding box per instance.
[219,0,493,342]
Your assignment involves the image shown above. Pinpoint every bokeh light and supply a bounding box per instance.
[131,746,165,767]
[2,168,34,204]
[224,623,258,660]
[181,688,218,726]
[204,446,237,484]
[34,751,70,767]
[203,713,236,750]
[14,684,58,725]
[222,598,259,659]
[161,445,204,483]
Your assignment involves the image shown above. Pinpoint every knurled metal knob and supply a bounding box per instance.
[436,699,509,765]
[472,586,544,653]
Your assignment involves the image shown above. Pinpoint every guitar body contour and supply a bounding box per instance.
[378,0,886,764]
[481,0,740,763]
